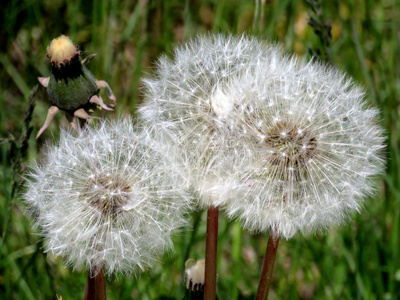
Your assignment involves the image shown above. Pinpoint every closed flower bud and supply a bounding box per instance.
[36,35,116,138]
[185,259,206,291]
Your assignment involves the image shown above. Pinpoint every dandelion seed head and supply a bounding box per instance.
[24,118,190,275]
[139,34,281,207]
[222,57,385,239]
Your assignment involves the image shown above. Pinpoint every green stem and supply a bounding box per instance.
[204,206,219,300]
[256,232,280,300]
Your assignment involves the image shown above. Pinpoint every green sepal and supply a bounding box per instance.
[47,61,99,111]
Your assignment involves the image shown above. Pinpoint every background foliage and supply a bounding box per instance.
[0,0,399,299]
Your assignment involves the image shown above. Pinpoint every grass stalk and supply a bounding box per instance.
[255,232,280,300]
[204,206,219,300]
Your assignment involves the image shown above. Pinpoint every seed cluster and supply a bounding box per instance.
[85,173,131,217]
[261,122,318,180]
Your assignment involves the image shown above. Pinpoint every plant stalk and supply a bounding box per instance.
[255,232,280,300]
[204,206,219,300]
[84,266,106,300]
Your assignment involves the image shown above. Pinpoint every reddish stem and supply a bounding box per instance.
[84,266,107,300]
[255,232,280,300]
[204,206,219,300]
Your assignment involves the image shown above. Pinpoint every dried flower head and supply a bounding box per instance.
[46,35,79,67]
[37,35,116,139]
[222,57,385,239]
[140,34,281,208]
[24,118,190,275]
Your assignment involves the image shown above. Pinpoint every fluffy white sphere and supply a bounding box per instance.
[24,118,190,275]
[222,57,385,239]
[140,34,283,208]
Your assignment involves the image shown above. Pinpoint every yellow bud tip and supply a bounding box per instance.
[47,35,78,67]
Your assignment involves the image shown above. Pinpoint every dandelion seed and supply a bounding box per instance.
[24,118,190,276]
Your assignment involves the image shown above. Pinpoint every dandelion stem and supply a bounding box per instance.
[256,232,280,300]
[204,206,219,300]
[84,266,106,300]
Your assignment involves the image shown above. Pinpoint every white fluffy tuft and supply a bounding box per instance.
[24,117,191,275]
[139,33,385,238]
[139,33,279,208]
[221,55,385,239]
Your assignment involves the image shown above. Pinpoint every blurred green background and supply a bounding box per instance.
[0,0,399,299]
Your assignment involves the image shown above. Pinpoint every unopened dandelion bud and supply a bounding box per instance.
[46,35,98,111]
[36,35,116,138]
[185,259,206,291]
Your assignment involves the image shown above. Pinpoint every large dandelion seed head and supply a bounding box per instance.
[223,58,385,239]
[24,118,190,275]
[140,34,283,208]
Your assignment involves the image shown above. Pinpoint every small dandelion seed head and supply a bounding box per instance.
[24,117,190,275]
